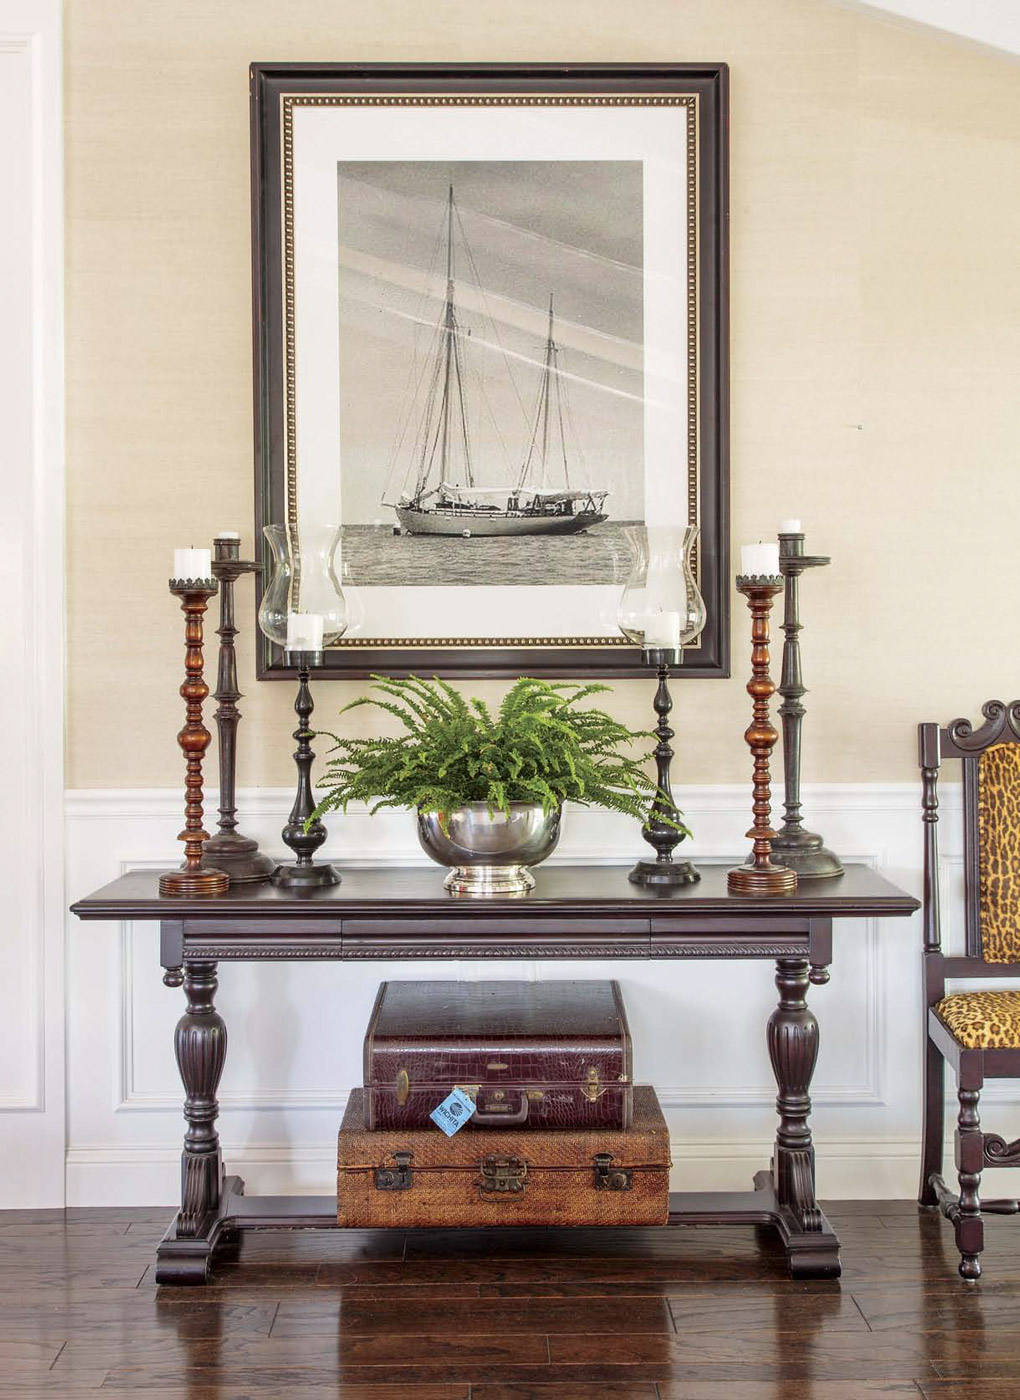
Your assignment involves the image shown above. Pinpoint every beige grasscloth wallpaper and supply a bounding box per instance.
[65,0,1020,790]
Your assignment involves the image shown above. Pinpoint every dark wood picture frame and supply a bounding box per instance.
[250,61,729,681]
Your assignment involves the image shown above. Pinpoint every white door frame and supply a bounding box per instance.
[0,0,65,1206]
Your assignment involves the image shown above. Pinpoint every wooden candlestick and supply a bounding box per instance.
[160,580,229,898]
[202,537,276,884]
[728,576,797,897]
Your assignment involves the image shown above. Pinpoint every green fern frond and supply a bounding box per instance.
[308,675,692,843]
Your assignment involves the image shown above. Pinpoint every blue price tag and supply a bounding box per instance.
[430,1087,476,1137]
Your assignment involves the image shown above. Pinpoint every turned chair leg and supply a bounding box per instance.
[918,1035,944,1208]
[955,1083,984,1281]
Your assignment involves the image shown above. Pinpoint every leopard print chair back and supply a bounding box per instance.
[977,742,1020,964]
[919,703,1020,1281]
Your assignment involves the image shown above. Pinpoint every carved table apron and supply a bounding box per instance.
[71,863,918,1285]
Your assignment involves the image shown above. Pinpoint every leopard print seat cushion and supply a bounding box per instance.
[978,743,1020,963]
[935,990,1020,1049]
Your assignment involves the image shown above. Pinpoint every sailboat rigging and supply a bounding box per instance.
[385,186,609,538]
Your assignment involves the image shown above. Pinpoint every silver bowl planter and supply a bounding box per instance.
[417,802,562,896]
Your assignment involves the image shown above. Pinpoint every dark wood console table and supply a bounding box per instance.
[72,864,918,1285]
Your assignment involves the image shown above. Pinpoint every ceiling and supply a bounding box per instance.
[841,0,1020,56]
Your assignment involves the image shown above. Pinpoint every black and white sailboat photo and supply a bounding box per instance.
[385,187,609,539]
[336,160,644,588]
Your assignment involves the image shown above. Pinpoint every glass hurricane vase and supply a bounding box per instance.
[617,524,706,662]
[258,522,348,653]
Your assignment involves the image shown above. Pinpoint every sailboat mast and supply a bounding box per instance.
[432,184,475,493]
[518,295,558,493]
[551,301,570,491]
[538,295,555,490]
[437,186,456,491]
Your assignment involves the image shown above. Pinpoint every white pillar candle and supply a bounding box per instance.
[778,519,802,534]
[214,530,241,541]
[286,612,324,651]
[643,610,681,651]
[740,542,780,576]
[173,547,212,580]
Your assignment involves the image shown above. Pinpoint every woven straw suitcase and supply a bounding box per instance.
[337,1083,669,1228]
[363,979,633,1131]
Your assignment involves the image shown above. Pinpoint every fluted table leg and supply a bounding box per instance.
[768,957,820,1228]
[175,961,225,1233]
[758,956,840,1275]
[156,960,244,1284]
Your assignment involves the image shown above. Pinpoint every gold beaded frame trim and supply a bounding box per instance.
[280,91,699,652]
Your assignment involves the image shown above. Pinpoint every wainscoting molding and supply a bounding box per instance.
[65,781,1006,1206]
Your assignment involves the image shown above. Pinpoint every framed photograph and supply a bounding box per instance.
[250,62,729,679]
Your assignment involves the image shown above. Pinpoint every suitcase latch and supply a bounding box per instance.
[477,1154,528,1198]
[374,1150,413,1191]
[593,1152,632,1191]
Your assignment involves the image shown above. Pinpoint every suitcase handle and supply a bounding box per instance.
[472,1093,530,1126]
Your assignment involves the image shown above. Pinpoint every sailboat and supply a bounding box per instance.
[386,187,609,538]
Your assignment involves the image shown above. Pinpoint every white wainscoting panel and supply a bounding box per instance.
[0,0,65,1207]
[61,782,991,1206]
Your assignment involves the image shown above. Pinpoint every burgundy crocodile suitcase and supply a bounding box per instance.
[363,979,633,1131]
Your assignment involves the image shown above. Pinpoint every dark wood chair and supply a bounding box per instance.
[919,700,1020,1280]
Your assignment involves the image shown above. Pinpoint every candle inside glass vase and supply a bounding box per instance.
[643,610,681,653]
[286,612,324,652]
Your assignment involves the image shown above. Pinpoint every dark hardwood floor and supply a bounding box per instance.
[2,1201,1020,1397]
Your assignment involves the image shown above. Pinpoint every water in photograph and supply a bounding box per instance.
[341,522,639,588]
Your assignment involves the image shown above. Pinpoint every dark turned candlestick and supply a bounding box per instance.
[771,532,843,880]
[729,577,797,897]
[272,651,340,890]
[201,537,276,884]
[160,580,229,898]
[629,647,699,889]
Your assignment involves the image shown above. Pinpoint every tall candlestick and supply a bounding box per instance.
[272,655,340,889]
[772,528,843,889]
[159,579,229,898]
[618,525,702,890]
[628,651,698,889]
[202,536,276,885]
[728,576,797,897]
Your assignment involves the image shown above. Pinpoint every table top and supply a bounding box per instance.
[71,863,919,923]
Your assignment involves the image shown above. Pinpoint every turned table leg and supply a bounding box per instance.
[175,961,226,1232]
[767,957,821,1229]
[156,959,242,1284]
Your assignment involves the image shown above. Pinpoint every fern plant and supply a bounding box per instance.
[310,675,690,838]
